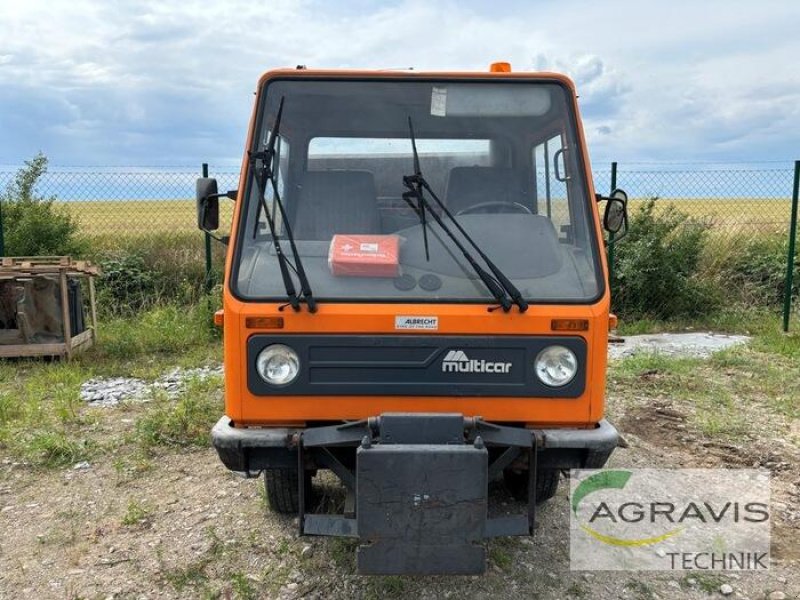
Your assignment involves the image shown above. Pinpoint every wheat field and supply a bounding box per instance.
[60,196,793,238]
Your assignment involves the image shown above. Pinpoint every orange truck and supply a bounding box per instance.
[197,62,628,575]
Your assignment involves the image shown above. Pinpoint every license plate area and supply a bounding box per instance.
[356,444,488,574]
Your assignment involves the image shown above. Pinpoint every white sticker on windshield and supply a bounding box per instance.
[395,316,439,330]
[431,87,447,117]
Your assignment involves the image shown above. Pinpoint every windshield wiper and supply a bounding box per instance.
[403,117,527,313]
[249,96,317,313]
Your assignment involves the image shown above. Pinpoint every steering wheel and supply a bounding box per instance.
[456,201,532,216]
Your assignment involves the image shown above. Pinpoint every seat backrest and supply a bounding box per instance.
[292,170,381,240]
[444,167,524,214]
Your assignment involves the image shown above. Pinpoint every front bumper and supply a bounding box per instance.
[210,415,619,473]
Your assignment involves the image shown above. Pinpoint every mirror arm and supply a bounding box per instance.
[201,229,229,245]
[207,190,238,202]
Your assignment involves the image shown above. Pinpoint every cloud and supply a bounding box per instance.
[0,0,798,165]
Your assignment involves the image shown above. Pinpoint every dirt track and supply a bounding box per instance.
[1,397,797,600]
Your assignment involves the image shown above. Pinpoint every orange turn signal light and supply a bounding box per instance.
[245,316,285,329]
[551,318,589,332]
[608,313,618,330]
[213,310,224,327]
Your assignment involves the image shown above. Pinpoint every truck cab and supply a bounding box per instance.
[199,63,627,575]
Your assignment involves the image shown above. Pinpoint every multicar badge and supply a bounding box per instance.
[442,350,512,374]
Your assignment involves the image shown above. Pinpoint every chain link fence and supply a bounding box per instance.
[0,161,798,324]
[598,162,798,327]
[0,166,239,237]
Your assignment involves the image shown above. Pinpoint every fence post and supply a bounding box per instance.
[607,161,618,285]
[0,195,4,256]
[202,162,213,293]
[783,160,800,332]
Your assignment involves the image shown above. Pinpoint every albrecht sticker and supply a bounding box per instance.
[395,316,439,330]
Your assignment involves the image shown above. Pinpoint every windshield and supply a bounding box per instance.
[233,78,602,304]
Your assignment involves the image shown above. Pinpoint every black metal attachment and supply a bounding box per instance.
[211,414,619,574]
[297,433,305,537]
[528,431,541,534]
[294,413,539,575]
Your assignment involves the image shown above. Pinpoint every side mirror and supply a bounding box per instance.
[603,188,628,236]
[196,177,220,231]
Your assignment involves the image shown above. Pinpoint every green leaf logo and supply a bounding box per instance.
[572,470,683,547]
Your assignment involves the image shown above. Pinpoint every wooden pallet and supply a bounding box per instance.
[0,257,99,359]
[0,256,99,277]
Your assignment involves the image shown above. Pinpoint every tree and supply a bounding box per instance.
[0,153,83,257]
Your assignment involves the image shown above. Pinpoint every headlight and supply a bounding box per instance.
[256,344,300,386]
[535,345,577,387]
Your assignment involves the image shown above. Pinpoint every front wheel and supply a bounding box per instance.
[503,468,560,504]
[263,469,315,514]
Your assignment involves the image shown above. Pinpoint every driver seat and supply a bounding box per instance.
[444,167,525,214]
[292,170,381,240]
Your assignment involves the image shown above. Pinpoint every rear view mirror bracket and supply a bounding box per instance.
[196,177,237,245]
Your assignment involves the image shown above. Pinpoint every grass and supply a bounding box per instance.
[229,571,258,600]
[97,301,220,363]
[121,499,153,526]
[60,197,788,237]
[610,312,800,441]
[488,537,520,571]
[565,582,588,598]
[0,300,221,468]
[680,573,726,593]
[623,579,657,600]
[63,199,235,236]
[135,376,223,449]
[159,526,224,594]
[626,197,791,234]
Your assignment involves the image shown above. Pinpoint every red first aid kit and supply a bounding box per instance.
[328,234,400,277]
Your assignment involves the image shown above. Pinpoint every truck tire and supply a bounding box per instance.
[263,469,314,514]
[503,468,560,504]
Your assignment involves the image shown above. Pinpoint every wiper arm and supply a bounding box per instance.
[249,96,317,313]
[417,176,528,313]
[403,117,515,313]
[404,117,528,313]
[401,125,430,261]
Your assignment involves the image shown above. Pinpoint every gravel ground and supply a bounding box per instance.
[608,332,750,360]
[81,366,224,407]
[1,420,796,600]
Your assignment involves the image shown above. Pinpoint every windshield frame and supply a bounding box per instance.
[229,74,607,307]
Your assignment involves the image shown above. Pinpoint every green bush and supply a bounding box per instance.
[95,253,158,313]
[88,232,221,316]
[611,199,719,319]
[0,153,85,256]
[722,234,798,306]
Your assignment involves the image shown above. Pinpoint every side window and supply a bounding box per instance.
[533,134,571,240]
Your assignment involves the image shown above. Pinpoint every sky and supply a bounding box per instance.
[1,0,798,168]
